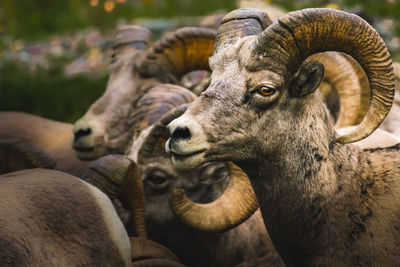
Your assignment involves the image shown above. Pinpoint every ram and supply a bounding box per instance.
[0,165,130,266]
[166,8,400,266]
[79,85,282,266]
[0,140,184,267]
[73,25,216,160]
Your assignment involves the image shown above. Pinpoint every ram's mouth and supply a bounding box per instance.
[170,149,206,171]
[73,145,97,160]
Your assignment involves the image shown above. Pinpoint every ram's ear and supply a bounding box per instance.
[289,61,324,98]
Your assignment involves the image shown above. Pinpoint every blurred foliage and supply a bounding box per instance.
[275,0,400,16]
[275,0,400,34]
[0,59,108,123]
[0,0,236,40]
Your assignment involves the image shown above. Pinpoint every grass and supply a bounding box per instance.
[0,59,108,123]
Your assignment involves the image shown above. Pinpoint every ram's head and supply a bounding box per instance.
[73,25,216,160]
[166,8,395,170]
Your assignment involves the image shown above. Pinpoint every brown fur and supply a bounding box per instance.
[0,112,92,176]
[0,169,129,266]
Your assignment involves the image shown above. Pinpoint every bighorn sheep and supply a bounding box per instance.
[166,8,400,266]
[0,168,131,266]
[0,112,92,176]
[0,141,184,266]
[73,25,216,160]
[82,85,283,266]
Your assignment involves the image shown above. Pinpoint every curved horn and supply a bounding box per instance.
[310,52,370,128]
[82,154,147,238]
[111,25,152,63]
[137,104,190,164]
[252,8,395,143]
[129,85,196,145]
[169,163,258,232]
[139,27,216,82]
[214,8,272,54]
[0,139,56,174]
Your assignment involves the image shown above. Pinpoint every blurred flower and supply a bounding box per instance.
[90,0,99,7]
[324,3,340,10]
[104,1,115,12]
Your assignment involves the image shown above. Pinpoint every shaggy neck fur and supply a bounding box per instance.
[237,95,400,266]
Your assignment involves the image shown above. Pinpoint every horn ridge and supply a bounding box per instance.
[112,25,152,51]
[140,27,216,80]
[169,163,259,232]
[214,8,273,54]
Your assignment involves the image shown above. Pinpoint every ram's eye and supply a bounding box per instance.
[147,175,167,185]
[257,86,275,96]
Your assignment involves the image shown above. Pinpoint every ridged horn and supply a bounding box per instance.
[0,139,56,174]
[137,104,190,164]
[139,27,216,82]
[169,163,258,232]
[111,25,152,62]
[252,8,395,143]
[82,154,147,238]
[214,8,273,54]
[129,85,196,147]
[310,52,370,128]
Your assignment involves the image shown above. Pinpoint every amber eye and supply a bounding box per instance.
[257,86,275,96]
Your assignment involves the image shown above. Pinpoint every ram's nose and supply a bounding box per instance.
[166,116,207,154]
[73,128,92,142]
[170,126,191,142]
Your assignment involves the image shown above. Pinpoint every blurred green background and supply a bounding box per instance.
[1,0,399,123]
